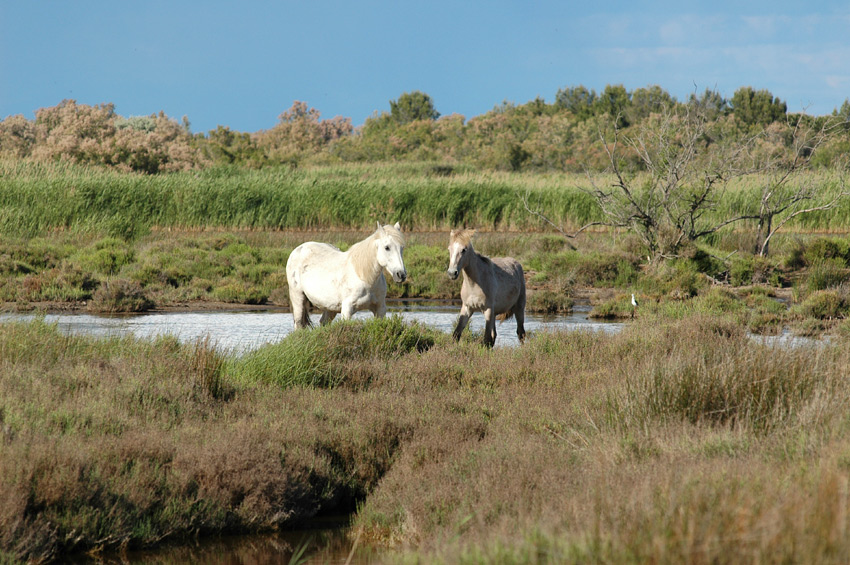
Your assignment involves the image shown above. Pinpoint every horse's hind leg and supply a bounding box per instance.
[319,311,337,326]
[290,290,312,329]
[515,294,527,343]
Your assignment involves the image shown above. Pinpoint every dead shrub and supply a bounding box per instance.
[88,279,153,313]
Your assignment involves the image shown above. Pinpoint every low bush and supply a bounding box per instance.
[211,280,268,304]
[589,293,635,319]
[792,290,848,320]
[803,236,850,266]
[71,237,135,275]
[526,288,574,314]
[229,317,445,389]
[643,260,710,299]
[88,279,153,312]
[530,250,639,288]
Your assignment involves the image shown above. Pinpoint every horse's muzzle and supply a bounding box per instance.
[447,269,459,280]
[393,271,407,283]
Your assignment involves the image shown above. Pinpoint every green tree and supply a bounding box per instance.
[390,91,440,124]
[833,99,850,131]
[203,125,266,166]
[730,87,787,127]
[594,84,631,127]
[627,85,676,122]
[688,88,729,121]
[555,85,598,119]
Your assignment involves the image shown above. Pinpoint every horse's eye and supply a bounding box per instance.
[385,245,390,251]
[461,248,466,254]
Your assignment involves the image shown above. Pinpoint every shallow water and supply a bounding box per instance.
[0,301,623,351]
[0,302,824,351]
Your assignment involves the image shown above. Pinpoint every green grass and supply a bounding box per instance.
[0,160,602,238]
[230,316,446,389]
[6,160,849,241]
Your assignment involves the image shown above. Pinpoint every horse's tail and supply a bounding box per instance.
[497,308,515,323]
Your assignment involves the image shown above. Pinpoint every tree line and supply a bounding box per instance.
[2,85,849,174]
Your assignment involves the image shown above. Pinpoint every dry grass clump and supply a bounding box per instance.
[87,278,154,313]
[0,320,425,562]
[353,317,850,563]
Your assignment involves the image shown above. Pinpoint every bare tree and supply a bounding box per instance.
[596,103,767,261]
[524,100,849,263]
[749,117,849,256]
[523,101,758,261]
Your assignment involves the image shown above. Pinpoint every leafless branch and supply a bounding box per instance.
[521,191,608,248]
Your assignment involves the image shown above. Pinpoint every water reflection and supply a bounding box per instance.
[70,524,374,564]
[0,302,623,351]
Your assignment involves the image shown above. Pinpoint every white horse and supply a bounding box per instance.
[447,228,526,347]
[286,222,407,329]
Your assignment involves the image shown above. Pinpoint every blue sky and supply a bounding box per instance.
[2,1,849,133]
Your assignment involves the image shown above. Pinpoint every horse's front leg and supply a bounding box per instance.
[452,304,471,341]
[371,301,387,319]
[340,300,357,321]
[483,306,496,348]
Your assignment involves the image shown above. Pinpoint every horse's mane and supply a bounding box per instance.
[449,228,476,248]
[349,224,405,283]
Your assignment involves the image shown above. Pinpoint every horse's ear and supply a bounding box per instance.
[394,222,401,231]
[376,221,384,235]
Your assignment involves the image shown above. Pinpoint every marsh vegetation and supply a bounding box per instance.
[2,312,850,563]
[3,85,850,562]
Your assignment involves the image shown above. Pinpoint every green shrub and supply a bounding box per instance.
[229,317,444,388]
[212,280,267,304]
[644,260,709,299]
[730,257,755,286]
[589,294,634,319]
[747,311,783,334]
[693,287,745,315]
[792,290,847,320]
[803,237,850,266]
[530,250,638,288]
[689,248,726,279]
[72,237,135,275]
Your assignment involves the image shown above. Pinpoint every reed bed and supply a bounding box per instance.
[4,160,849,240]
[0,160,599,238]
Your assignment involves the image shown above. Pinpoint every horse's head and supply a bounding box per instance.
[375,222,407,283]
[447,228,475,280]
